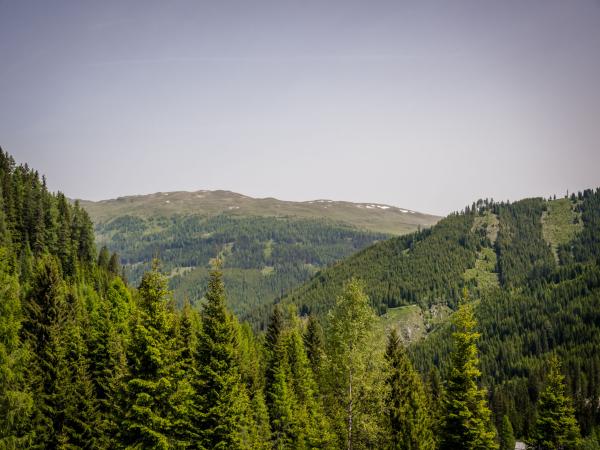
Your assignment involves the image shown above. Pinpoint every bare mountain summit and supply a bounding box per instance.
[79,190,440,235]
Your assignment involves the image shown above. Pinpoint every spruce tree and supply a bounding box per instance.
[107,252,121,276]
[303,315,324,378]
[498,415,515,450]
[97,246,110,270]
[384,328,435,450]
[193,265,251,449]
[264,306,296,449]
[237,323,272,449]
[87,280,131,446]
[21,255,68,448]
[121,260,183,449]
[440,300,498,450]
[530,354,581,450]
[0,248,33,448]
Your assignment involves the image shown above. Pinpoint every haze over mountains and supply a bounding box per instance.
[79,189,440,235]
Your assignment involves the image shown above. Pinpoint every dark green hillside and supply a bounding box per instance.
[284,211,481,317]
[94,213,391,321]
[287,191,600,438]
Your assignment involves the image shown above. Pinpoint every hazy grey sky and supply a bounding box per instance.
[1,1,599,215]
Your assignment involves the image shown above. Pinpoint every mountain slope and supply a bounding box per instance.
[79,190,439,235]
[80,191,439,322]
[283,191,600,436]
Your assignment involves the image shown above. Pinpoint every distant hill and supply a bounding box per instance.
[79,190,439,236]
[79,190,439,321]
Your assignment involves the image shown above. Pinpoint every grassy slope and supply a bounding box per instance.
[541,197,582,260]
[79,190,440,235]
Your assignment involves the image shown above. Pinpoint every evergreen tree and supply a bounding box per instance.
[0,248,33,448]
[21,255,68,448]
[237,323,272,449]
[121,260,183,449]
[97,246,110,270]
[264,306,297,449]
[87,281,131,446]
[57,304,102,449]
[384,328,435,450]
[285,318,334,448]
[303,315,324,378]
[193,265,251,449]
[498,415,515,450]
[530,355,581,450]
[108,252,121,276]
[440,299,498,450]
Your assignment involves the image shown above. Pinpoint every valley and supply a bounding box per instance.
[81,190,439,325]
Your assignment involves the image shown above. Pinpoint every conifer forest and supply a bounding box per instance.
[1,147,599,450]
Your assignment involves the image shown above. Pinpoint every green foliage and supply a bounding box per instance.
[303,315,325,377]
[0,248,33,449]
[193,266,252,449]
[498,415,515,450]
[324,279,385,449]
[530,355,581,450]
[122,261,189,449]
[286,212,480,318]
[95,212,391,326]
[3,150,600,449]
[384,329,435,450]
[495,198,555,287]
[440,300,498,450]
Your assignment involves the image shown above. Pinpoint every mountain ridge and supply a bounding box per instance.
[78,189,440,235]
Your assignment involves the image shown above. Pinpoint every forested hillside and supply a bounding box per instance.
[82,191,439,325]
[285,190,600,442]
[1,149,598,449]
[92,213,391,324]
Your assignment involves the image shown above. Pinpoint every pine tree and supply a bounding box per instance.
[384,328,435,450]
[440,299,498,450]
[285,320,334,448]
[238,322,272,449]
[57,306,102,449]
[97,246,110,270]
[303,315,324,378]
[325,278,385,449]
[264,306,296,449]
[21,255,68,448]
[193,265,251,449]
[530,354,581,450]
[498,415,515,450]
[0,248,33,448]
[121,260,182,449]
[87,280,131,447]
[107,252,121,276]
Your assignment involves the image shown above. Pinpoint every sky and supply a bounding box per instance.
[1,1,599,215]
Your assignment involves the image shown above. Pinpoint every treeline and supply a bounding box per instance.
[0,150,96,278]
